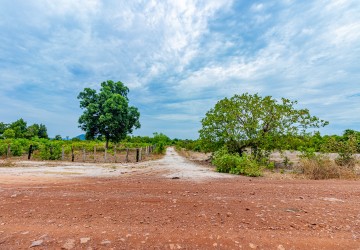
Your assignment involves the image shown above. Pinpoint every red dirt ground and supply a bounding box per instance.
[0,149,359,249]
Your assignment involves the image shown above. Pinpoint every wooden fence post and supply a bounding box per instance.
[28,145,33,160]
[71,146,74,162]
[83,148,86,162]
[114,145,117,163]
[126,148,129,162]
[62,146,65,161]
[104,147,107,162]
[94,146,96,162]
[139,148,142,161]
[6,144,10,158]
[136,148,140,162]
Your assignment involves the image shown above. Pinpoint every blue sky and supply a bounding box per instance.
[0,0,359,139]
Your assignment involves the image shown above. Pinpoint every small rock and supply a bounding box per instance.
[171,177,180,179]
[249,243,257,249]
[167,191,172,194]
[226,212,232,217]
[80,237,91,244]
[277,245,285,250]
[10,194,17,198]
[101,240,111,245]
[21,231,29,235]
[62,239,75,249]
[30,240,43,248]
[323,197,344,202]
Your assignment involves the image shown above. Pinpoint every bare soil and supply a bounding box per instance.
[0,148,359,249]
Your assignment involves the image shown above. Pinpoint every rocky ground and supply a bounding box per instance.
[0,148,359,249]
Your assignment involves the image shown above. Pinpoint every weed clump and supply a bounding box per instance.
[297,154,357,180]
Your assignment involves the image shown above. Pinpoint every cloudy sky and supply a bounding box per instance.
[0,0,359,139]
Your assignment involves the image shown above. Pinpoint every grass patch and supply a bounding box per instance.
[297,155,357,180]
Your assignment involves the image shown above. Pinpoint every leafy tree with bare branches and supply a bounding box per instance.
[199,93,328,158]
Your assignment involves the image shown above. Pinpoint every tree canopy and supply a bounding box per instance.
[199,93,328,156]
[78,80,141,148]
[0,119,48,139]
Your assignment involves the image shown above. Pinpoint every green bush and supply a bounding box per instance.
[212,148,241,173]
[38,142,62,160]
[154,143,166,154]
[212,148,263,177]
[299,147,316,159]
[321,135,357,167]
[10,140,24,156]
[0,143,9,156]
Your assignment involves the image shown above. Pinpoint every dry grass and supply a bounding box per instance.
[0,160,16,168]
[296,156,358,180]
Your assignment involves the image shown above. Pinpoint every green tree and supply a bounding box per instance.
[199,93,328,157]
[0,122,8,135]
[152,132,171,144]
[54,135,63,140]
[3,128,15,139]
[78,80,141,148]
[9,118,27,138]
[25,124,40,139]
[38,124,49,139]
[24,123,48,139]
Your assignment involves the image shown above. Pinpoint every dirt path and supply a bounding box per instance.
[0,148,359,249]
[0,147,228,181]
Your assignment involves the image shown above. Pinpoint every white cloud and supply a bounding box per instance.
[0,0,359,138]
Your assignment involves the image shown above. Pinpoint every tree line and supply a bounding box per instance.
[0,118,48,139]
[1,79,359,178]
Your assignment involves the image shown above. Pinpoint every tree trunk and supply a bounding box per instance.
[105,139,109,149]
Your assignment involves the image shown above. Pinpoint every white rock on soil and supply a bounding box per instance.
[62,239,75,249]
[29,240,43,248]
[80,237,91,244]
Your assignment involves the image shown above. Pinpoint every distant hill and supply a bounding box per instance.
[74,134,86,140]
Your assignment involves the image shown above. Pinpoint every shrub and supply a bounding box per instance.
[10,140,24,156]
[0,143,9,156]
[154,142,166,154]
[297,154,356,180]
[321,135,357,167]
[299,147,316,159]
[266,161,275,170]
[229,154,263,177]
[212,147,263,177]
[212,148,240,173]
[37,142,62,160]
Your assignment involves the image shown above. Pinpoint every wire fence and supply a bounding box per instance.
[0,141,156,163]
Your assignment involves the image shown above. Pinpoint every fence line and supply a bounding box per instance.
[1,143,156,163]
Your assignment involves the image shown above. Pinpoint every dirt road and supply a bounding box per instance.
[0,148,359,249]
